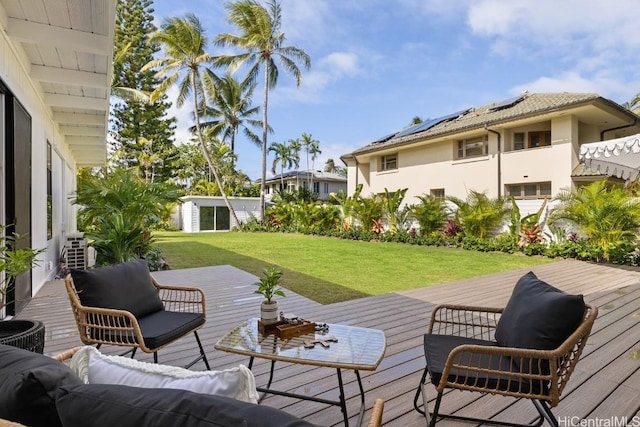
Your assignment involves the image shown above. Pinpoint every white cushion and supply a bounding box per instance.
[69,346,259,403]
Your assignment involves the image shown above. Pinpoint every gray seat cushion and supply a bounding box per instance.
[423,334,547,395]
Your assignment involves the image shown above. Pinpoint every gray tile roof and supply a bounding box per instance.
[346,92,626,157]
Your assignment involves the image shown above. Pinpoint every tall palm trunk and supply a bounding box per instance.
[260,61,269,220]
[190,71,240,226]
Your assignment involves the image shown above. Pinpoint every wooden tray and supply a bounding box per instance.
[258,319,315,340]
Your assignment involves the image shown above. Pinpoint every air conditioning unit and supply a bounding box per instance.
[64,233,87,270]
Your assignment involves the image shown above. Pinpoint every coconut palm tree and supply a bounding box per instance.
[300,132,320,188]
[215,0,311,220]
[199,72,262,153]
[269,141,299,188]
[324,158,337,174]
[143,14,239,225]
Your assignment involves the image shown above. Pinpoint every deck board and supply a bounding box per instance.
[14,259,640,426]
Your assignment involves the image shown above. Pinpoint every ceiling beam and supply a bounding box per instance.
[45,94,107,111]
[31,65,107,88]
[6,17,111,55]
[66,136,106,146]
[59,125,105,137]
[52,112,105,125]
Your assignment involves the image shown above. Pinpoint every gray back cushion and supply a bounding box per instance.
[0,344,83,427]
[56,384,320,427]
[495,271,585,350]
[71,259,164,319]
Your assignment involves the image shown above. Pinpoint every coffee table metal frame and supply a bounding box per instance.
[214,318,386,427]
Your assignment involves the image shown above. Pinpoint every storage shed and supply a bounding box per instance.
[180,196,261,232]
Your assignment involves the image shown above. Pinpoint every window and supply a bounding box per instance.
[506,182,552,199]
[46,142,52,240]
[323,183,329,193]
[380,154,397,171]
[457,136,488,159]
[514,132,525,150]
[313,182,320,193]
[430,188,445,199]
[529,131,551,148]
[513,131,551,150]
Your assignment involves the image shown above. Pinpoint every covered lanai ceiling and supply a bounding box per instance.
[0,0,116,167]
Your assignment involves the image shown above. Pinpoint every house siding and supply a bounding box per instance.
[1,28,77,296]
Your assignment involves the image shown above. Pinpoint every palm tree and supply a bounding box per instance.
[624,93,640,115]
[301,132,320,187]
[269,141,299,188]
[410,116,423,125]
[324,158,337,174]
[143,14,239,225]
[199,72,262,153]
[215,0,311,220]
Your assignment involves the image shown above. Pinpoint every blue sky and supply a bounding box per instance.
[151,0,640,180]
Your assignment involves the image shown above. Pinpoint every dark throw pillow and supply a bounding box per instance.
[0,344,83,427]
[495,271,585,350]
[56,384,319,427]
[71,259,164,318]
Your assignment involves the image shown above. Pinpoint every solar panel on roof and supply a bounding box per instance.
[490,94,525,111]
[395,108,469,138]
[371,132,397,145]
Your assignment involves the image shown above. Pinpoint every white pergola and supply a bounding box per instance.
[0,0,115,167]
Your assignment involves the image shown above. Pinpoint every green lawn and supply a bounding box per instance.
[154,231,557,304]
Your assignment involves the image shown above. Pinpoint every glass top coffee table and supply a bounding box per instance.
[215,318,386,426]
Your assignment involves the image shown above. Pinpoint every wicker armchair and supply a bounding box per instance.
[64,260,210,369]
[413,273,598,427]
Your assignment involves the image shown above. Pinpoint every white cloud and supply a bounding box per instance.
[165,86,195,145]
[271,51,362,105]
[511,71,635,102]
[467,0,640,53]
[320,52,361,78]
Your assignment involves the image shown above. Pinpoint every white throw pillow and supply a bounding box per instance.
[69,346,259,403]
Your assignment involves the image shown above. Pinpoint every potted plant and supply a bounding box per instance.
[0,225,45,352]
[255,266,285,322]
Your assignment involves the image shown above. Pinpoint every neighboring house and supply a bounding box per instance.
[179,196,261,232]
[262,170,347,201]
[341,92,640,220]
[0,0,115,313]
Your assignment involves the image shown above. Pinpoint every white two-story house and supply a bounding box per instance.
[263,170,347,202]
[341,93,640,217]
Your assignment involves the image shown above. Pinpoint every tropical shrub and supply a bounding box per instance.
[75,168,179,230]
[447,190,510,239]
[549,180,640,260]
[74,168,176,266]
[352,195,385,232]
[411,194,448,235]
[84,213,151,266]
[381,188,408,233]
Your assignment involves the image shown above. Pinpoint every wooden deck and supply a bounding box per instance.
[16,259,640,426]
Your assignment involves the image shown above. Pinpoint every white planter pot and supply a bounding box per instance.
[260,301,279,322]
